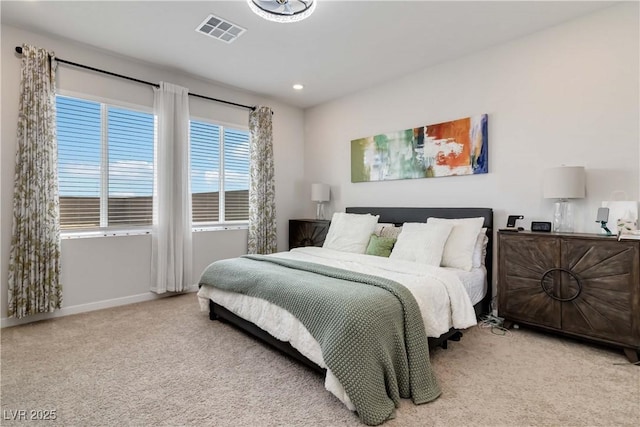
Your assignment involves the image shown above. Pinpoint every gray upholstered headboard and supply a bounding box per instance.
[345,206,492,229]
[345,206,493,315]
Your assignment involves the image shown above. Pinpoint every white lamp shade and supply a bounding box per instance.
[311,183,330,202]
[543,166,586,199]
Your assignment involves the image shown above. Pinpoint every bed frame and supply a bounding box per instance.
[208,207,493,374]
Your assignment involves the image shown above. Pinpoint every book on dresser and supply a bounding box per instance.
[498,230,640,363]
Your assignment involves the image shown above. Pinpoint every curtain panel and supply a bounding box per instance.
[248,106,277,254]
[8,44,62,318]
[151,82,193,293]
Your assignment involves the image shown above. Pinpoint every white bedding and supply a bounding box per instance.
[445,265,487,306]
[197,246,481,411]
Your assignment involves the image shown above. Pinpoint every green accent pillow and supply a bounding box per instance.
[365,234,397,257]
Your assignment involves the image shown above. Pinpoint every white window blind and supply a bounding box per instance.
[56,95,154,231]
[190,120,249,224]
[223,128,250,221]
[57,96,101,228]
[190,121,220,223]
[107,107,154,226]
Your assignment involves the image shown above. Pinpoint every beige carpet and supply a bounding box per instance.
[1,293,638,426]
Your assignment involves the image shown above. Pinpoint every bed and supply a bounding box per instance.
[197,207,493,425]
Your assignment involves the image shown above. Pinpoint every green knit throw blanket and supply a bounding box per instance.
[199,255,441,425]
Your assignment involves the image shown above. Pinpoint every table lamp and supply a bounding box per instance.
[543,166,585,232]
[311,183,330,220]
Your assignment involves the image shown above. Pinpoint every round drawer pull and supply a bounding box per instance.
[540,268,583,302]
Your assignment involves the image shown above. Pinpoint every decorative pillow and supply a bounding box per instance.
[365,234,397,257]
[379,225,402,240]
[374,223,395,236]
[323,212,380,253]
[389,222,453,266]
[471,228,489,268]
[428,217,485,271]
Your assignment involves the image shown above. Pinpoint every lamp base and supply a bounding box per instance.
[316,202,325,220]
[553,199,574,232]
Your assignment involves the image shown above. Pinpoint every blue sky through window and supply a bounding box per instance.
[57,96,101,197]
[190,120,220,194]
[108,106,154,197]
[57,96,250,197]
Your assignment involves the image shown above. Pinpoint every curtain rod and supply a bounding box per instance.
[15,46,257,112]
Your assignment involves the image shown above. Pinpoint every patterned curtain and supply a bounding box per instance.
[8,44,62,318]
[248,106,277,254]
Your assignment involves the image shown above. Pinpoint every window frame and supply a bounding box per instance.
[55,92,251,238]
[56,91,155,237]
[189,114,251,229]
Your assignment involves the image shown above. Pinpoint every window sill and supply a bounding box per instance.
[61,229,151,239]
[61,224,248,239]
[193,223,249,233]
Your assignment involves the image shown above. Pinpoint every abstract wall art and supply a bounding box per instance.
[351,114,488,183]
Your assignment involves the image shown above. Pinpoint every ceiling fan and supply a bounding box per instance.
[247,0,317,23]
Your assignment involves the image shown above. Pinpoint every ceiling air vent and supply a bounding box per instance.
[196,14,246,44]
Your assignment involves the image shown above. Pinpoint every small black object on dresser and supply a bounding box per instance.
[531,221,552,232]
[289,219,331,250]
[498,230,640,363]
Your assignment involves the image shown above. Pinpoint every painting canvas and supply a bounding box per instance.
[351,114,488,183]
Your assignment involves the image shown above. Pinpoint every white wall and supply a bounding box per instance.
[1,25,306,325]
[2,4,638,325]
[304,3,639,237]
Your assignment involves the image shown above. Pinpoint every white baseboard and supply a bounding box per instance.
[1,285,199,328]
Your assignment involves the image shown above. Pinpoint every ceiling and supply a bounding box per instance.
[1,1,615,109]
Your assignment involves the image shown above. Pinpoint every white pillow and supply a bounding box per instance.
[389,222,453,266]
[427,217,485,271]
[471,228,489,268]
[323,213,380,253]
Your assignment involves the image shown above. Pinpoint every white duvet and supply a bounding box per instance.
[197,246,478,411]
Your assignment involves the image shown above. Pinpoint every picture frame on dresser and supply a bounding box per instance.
[498,230,640,363]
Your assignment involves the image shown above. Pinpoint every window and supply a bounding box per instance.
[56,95,154,231]
[190,120,250,224]
[57,95,248,232]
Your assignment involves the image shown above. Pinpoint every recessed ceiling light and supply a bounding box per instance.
[293,84,304,90]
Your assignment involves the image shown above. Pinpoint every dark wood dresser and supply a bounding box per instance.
[289,219,330,250]
[498,230,640,362]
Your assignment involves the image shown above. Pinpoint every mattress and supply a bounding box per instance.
[197,247,483,411]
[445,265,487,306]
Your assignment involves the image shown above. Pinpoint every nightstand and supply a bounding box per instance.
[498,230,640,363]
[289,219,330,250]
